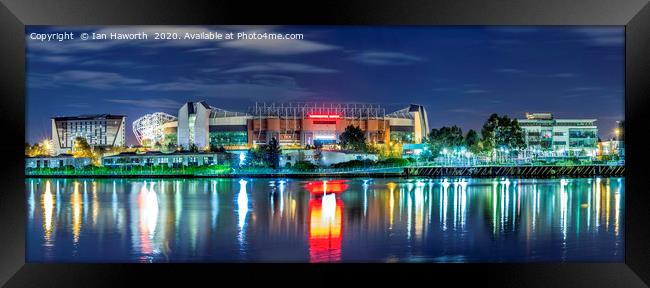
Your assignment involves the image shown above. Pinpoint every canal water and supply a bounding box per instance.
[26,177,624,263]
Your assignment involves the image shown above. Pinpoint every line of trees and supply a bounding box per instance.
[422,113,526,160]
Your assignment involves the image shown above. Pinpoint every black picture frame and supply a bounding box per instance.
[1,0,649,287]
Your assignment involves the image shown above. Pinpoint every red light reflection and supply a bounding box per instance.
[308,196,343,262]
[305,180,348,195]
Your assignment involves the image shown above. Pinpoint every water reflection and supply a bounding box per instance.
[26,177,624,263]
[42,181,54,241]
[237,179,249,255]
[309,193,343,262]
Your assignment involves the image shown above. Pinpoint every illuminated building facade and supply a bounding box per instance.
[25,154,92,169]
[102,151,231,168]
[150,101,429,150]
[51,114,126,154]
[172,101,249,150]
[518,112,598,157]
[132,112,177,146]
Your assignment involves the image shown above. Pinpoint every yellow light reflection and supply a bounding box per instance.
[42,181,54,240]
[92,182,98,227]
[72,182,82,244]
[389,183,395,229]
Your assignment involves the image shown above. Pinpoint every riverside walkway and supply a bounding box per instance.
[25,163,623,178]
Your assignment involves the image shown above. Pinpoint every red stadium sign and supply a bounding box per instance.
[307,114,341,119]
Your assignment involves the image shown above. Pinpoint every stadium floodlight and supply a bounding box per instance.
[132,112,177,146]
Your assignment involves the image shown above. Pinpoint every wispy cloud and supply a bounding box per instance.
[29,70,147,90]
[349,51,424,66]
[222,62,338,74]
[199,68,221,73]
[572,27,624,47]
[447,108,487,117]
[79,59,137,68]
[185,47,221,53]
[549,73,577,78]
[220,38,340,55]
[31,55,76,64]
[139,77,314,101]
[249,74,298,88]
[464,89,489,94]
[567,87,603,92]
[494,68,524,73]
[64,103,91,108]
[106,98,182,109]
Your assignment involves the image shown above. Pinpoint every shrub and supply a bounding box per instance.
[293,161,318,170]
[330,159,374,169]
[376,157,410,167]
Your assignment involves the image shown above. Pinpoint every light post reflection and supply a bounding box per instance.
[211,180,219,229]
[42,181,54,241]
[71,181,82,244]
[237,179,249,252]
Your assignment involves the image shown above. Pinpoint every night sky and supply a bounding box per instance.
[26,26,624,145]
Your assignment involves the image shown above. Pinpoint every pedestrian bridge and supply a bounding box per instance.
[405,164,624,178]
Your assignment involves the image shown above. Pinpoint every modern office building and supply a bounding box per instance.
[518,112,598,157]
[141,101,429,150]
[51,114,126,154]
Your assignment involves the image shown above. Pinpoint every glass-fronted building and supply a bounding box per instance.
[51,114,126,154]
[518,112,598,158]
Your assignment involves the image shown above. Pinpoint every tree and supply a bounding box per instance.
[244,146,267,168]
[209,143,226,153]
[465,129,484,154]
[153,141,162,151]
[166,142,177,152]
[339,125,367,152]
[72,137,100,166]
[188,143,199,152]
[72,137,93,158]
[25,142,48,157]
[465,129,480,147]
[425,125,465,158]
[265,137,282,169]
[293,160,317,170]
[480,113,526,155]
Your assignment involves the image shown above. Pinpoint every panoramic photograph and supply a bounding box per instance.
[25,26,624,263]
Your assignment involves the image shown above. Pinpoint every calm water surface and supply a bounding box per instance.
[26,177,624,262]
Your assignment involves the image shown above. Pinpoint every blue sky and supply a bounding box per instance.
[26,26,624,145]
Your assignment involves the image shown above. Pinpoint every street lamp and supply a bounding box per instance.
[442,148,448,166]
